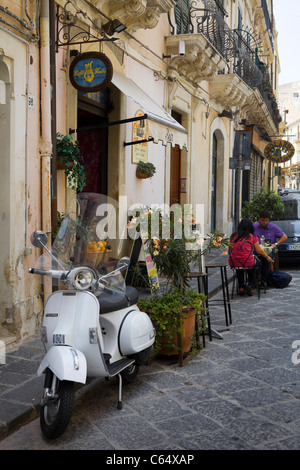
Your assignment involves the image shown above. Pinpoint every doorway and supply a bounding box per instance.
[76,92,109,194]
[170,144,181,206]
[170,111,182,206]
[211,133,217,231]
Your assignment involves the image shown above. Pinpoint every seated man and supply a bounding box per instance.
[253,210,287,284]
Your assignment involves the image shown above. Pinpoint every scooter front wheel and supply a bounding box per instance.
[40,379,74,439]
[120,363,139,384]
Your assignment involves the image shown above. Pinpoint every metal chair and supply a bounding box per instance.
[188,271,212,347]
[228,239,264,299]
[230,265,262,299]
[205,263,232,326]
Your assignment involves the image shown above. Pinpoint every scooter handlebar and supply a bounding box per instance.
[28,267,49,275]
[28,268,67,280]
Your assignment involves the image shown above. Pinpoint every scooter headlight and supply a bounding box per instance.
[72,268,94,290]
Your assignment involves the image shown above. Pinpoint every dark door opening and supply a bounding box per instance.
[76,93,109,195]
[170,111,182,206]
[170,144,181,206]
[211,133,217,231]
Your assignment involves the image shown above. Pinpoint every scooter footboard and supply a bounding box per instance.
[37,346,87,384]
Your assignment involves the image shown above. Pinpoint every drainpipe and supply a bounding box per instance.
[40,0,52,303]
[49,0,57,238]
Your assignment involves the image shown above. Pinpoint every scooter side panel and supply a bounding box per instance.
[119,309,155,355]
[43,291,107,378]
[73,292,108,377]
[37,346,87,384]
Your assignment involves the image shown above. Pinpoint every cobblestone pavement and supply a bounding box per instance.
[0,265,299,450]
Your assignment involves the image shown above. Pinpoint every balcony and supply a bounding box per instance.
[108,0,175,32]
[165,2,233,82]
[166,0,279,135]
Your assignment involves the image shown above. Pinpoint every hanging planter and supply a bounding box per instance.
[136,160,156,179]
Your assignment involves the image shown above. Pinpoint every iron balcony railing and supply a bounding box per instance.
[170,0,279,130]
[261,0,274,52]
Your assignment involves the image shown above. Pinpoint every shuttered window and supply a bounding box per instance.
[174,0,191,34]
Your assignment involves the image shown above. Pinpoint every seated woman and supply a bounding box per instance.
[228,219,273,296]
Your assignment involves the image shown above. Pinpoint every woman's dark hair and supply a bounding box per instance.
[232,218,254,242]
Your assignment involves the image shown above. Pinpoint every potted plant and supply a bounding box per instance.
[136,160,156,179]
[138,288,206,356]
[56,133,86,192]
[130,206,207,357]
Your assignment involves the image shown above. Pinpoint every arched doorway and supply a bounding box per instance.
[211,133,217,231]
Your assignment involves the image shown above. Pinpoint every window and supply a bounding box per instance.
[293,92,299,98]
[174,0,191,34]
[280,200,300,220]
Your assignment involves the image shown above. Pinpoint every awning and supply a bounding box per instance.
[111,71,188,149]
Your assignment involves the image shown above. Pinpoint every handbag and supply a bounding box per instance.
[267,271,292,288]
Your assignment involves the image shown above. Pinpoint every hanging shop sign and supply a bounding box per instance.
[132,110,149,164]
[264,139,295,163]
[69,52,113,92]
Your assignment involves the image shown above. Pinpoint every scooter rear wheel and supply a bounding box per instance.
[40,379,74,439]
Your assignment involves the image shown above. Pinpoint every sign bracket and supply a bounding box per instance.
[124,137,154,147]
[55,3,116,52]
[69,114,148,135]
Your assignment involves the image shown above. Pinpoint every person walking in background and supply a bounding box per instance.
[229,219,273,296]
[253,210,287,284]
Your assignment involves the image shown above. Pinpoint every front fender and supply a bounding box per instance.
[37,346,87,384]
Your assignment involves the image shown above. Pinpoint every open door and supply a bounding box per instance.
[170,144,181,206]
[76,92,109,194]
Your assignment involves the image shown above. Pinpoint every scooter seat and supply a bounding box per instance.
[98,286,139,314]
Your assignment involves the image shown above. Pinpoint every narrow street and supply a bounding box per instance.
[1,265,299,451]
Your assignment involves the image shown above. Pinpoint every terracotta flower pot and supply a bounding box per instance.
[136,168,151,179]
[158,308,196,356]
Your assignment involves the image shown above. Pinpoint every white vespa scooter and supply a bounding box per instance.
[29,193,155,439]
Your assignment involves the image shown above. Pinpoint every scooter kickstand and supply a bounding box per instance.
[117,373,123,409]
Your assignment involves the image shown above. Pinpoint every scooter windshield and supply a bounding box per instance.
[34,193,131,294]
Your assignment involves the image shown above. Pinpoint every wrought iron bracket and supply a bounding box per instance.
[69,114,148,135]
[55,2,116,52]
[124,137,154,147]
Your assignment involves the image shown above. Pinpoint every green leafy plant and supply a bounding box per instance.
[136,160,156,179]
[128,207,229,291]
[129,206,212,355]
[138,288,206,355]
[56,133,86,192]
[241,187,285,221]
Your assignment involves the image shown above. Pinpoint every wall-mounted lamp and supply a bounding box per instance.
[102,19,127,36]
[163,40,185,59]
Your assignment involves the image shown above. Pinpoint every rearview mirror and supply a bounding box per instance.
[116,257,130,271]
[30,231,48,248]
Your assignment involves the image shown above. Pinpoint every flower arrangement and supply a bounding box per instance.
[202,231,229,255]
[128,207,229,290]
[129,207,230,357]
[128,205,197,291]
